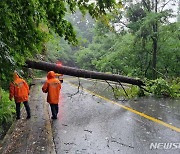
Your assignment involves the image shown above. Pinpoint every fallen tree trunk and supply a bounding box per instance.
[25,60,145,86]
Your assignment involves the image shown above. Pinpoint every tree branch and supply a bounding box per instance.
[160,0,172,12]
[68,78,83,98]
[142,0,151,12]
[118,80,129,98]
[152,68,167,79]
[105,80,119,99]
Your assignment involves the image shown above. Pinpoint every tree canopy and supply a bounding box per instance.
[75,0,180,79]
[0,0,121,87]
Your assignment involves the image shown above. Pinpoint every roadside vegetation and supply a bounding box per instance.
[0,89,15,140]
[115,78,180,99]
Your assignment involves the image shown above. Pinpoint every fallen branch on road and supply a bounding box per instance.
[68,78,84,98]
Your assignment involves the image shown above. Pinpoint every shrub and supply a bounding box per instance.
[114,78,180,99]
[170,78,180,98]
[114,85,144,99]
[0,88,15,129]
[146,78,180,98]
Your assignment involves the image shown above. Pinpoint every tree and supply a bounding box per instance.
[158,22,180,77]
[26,60,145,86]
[76,0,179,79]
[44,10,96,67]
[124,0,178,79]
[0,0,121,87]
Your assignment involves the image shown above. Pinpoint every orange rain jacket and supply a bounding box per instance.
[9,73,29,103]
[42,71,61,104]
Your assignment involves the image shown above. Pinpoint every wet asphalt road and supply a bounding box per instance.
[51,77,180,154]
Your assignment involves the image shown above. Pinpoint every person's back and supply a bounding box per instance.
[45,77,61,104]
[9,72,31,119]
[10,73,29,103]
[42,71,61,119]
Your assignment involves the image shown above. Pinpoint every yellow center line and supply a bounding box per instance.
[66,81,180,133]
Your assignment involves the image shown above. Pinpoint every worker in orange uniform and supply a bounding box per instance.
[55,73,63,83]
[9,71,31,120]
[42,71,61,119]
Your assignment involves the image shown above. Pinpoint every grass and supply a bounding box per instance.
[0,88,16,140]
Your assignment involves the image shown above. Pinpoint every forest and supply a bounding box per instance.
[0,0,179,139]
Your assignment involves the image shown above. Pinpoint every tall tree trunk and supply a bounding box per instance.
[152,0,158,79]
[0,85,1,102]
[26,60,145,86]
[152,32,157,79]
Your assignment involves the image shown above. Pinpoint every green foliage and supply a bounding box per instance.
[43,11,96,66]
[44,32,78,66]
[146,78,172,97]
[76,48,97,70]
[113,78,180,99]
[32,70,46,78]
[158,23,180,77]
[75,1,179,79]
[126,3,146,32]
[114,85,144,99]
[146,78,180,98]
[0,89,15,128]
[123,0,178,79]
[169,78,180,98]
[0,0,120,89]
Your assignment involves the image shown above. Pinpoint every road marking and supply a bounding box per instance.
[67,81,180,133]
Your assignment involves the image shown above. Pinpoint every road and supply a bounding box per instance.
[51,76,180,154]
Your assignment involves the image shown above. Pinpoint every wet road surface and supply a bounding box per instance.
[51,77,180,154]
